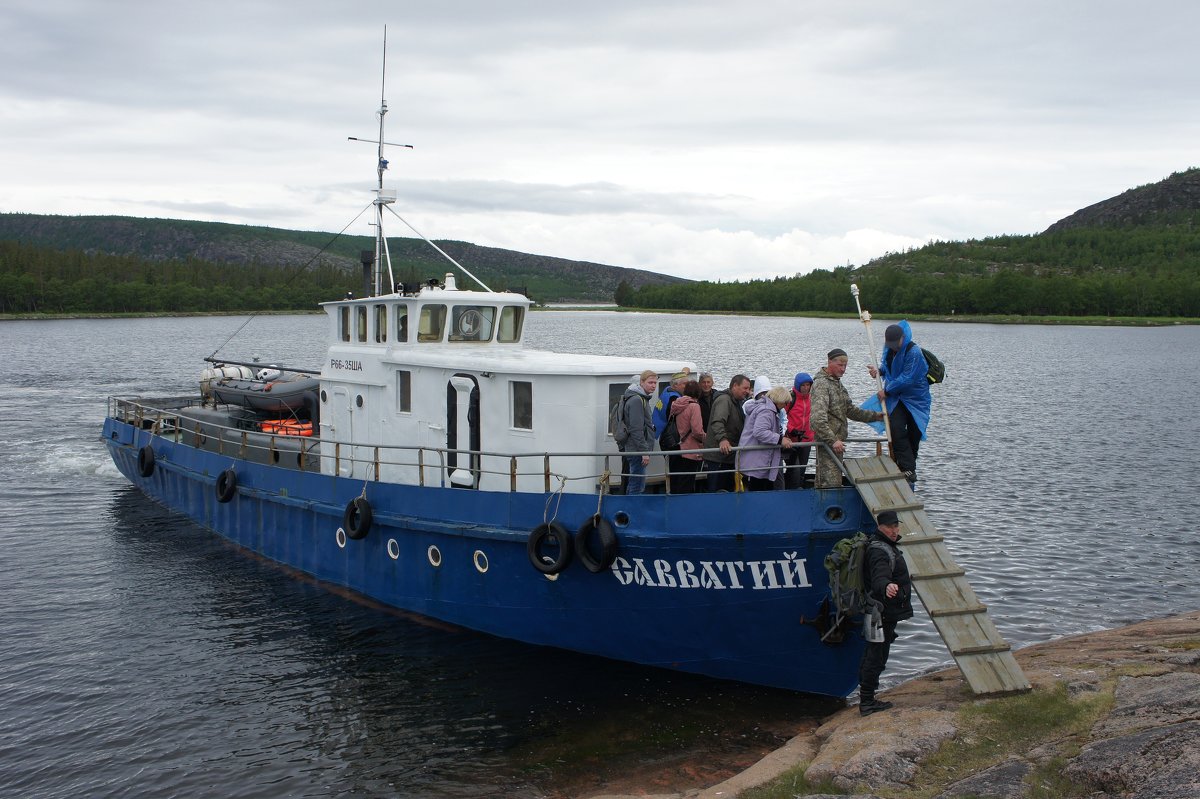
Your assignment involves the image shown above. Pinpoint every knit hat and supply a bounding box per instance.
[876,510,900,526]
[752,375,772,396]
[793,372,813,391]
[827,348,847,360]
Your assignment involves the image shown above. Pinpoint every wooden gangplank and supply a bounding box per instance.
[843,455,1031,696]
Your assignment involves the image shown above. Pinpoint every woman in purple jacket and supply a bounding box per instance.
[737,386,803,491]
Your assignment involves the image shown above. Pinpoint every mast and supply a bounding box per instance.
[348,27,412,297]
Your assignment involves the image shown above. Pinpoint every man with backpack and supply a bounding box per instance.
[616,369,658,495]
[858,509,913,715]
[868,321,932,487]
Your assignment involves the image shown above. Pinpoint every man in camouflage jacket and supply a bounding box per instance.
[810,348,885,489]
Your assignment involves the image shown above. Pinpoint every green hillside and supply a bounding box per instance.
[624,168,1200,320]
[0,213,688,313]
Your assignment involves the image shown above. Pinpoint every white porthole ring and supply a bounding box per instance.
[387,539,400,560]
[473,550,489,573]
[336,528,347,548]
[427,545,442,567]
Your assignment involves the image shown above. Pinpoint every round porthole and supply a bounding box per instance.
[356,395,364,408]
[427,545,442,567]
[387,539,400,560]
[823,505,845,524]
[336,528,347,548]
[320,389,328,402]
[473,550,489,573]
[613,511,630,528]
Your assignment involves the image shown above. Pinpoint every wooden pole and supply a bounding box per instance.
[850,283,893,457]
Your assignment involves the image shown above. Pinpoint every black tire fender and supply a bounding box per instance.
[215,468,237,503]
[527,521,573,575]
[575,514,618,573]
[137,445,156,477]
[343,497,373,540]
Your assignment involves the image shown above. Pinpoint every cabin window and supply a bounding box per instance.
[374,304,388,343]
[356,306,368,342]
[450,305,495,342]
[497,306,524,343]
[396,370,411,412]
[418,304,446,342]
[511,381,533,430]
[339,306,350,342]
[607,383,627,435]
[396,304,409,342]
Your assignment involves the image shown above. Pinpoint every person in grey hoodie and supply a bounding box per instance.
[619,369,658,495]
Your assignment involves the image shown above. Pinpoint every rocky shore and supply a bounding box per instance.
[591,610,1200,799]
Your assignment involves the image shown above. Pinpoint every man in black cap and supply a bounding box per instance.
[810,348,886,488]
[868,321,932,486]
[858,509,913,715]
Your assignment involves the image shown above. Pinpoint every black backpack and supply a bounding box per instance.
[659,414,682,451]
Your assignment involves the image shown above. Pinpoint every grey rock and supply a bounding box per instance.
[1064,720,1200,799]
[1093,672,1200,737]
[1165,649,1200,666]
[935,758,1032,799]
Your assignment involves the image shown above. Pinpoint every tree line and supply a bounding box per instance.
[619,225,1200,318]
[0,239,358,314]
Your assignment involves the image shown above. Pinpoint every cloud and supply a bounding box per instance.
[2,1,1199,282]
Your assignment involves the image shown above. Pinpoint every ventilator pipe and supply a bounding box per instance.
[850,283,893,457]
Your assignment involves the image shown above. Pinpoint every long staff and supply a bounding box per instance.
[850,283,893,456]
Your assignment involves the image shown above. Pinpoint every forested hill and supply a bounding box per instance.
[624,168,1200,319]
[0,213,687,313]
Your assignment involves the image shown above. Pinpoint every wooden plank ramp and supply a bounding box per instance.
[843,455,1031,696]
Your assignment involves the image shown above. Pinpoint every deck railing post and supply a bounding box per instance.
[374,447,380,482]
[543,455,551,493]
[510,456,518,492]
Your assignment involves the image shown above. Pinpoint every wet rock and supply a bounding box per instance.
[934,757,1032,799]
[1064,720,1200,799]
[1092,672,1200,737]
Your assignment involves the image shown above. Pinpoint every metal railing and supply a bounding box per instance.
[109,396,886,493]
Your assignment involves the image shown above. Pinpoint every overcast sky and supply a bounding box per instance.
[3,1,1198,282]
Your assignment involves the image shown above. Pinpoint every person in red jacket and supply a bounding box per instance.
[783,372,814,489]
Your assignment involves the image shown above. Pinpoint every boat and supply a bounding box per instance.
[101,46,884,698]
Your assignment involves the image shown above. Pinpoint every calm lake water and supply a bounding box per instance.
[2,311,1198,798]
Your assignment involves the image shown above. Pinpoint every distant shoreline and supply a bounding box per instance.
[2,308,1196,327]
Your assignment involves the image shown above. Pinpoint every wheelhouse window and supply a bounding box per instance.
[396,370,411,413]
[497,306,524,343]
[511,381,533,430]
[355,305,368,342]
[373,304,388,343]
[607,383,626,435]
[450,305,495,342]
[418,304,446,342]
[339,306,351,342]
[396,304,409,342]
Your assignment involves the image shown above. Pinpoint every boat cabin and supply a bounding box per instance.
[319,275,687,493]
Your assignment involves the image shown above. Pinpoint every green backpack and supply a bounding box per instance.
[921,347,946,385]
[824,533,894,627]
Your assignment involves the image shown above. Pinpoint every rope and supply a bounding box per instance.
[543,474,567,525]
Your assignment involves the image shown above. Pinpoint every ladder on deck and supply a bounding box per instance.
[843,455,1031,696]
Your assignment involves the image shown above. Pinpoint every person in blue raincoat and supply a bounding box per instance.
[865,321,931,485]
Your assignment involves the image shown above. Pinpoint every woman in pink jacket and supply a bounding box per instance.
[668,381,706,494]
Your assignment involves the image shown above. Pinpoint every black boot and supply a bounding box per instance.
[859,695,894,715]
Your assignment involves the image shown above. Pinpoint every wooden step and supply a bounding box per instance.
[843,454,1031,696]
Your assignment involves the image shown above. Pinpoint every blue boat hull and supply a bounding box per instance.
[104,416,871,696]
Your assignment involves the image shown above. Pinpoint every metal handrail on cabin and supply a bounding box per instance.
[109,396,886,492]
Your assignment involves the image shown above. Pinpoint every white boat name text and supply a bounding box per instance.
[610,553,811,590]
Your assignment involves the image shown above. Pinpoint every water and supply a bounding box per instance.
[1,312,1198,798]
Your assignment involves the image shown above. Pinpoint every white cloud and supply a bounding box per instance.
[2,1,1199,280]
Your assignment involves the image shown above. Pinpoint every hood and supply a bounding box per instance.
[793,372,813,391]
[669,395,697,416]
